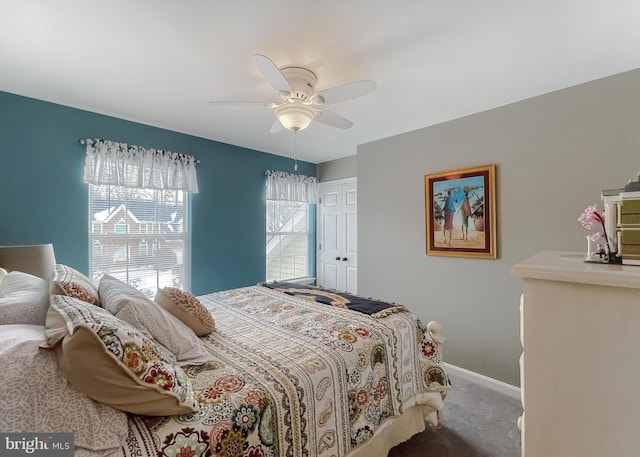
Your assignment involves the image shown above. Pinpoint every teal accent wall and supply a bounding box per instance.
[0,91,316,295]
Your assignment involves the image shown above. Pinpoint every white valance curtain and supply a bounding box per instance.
[82,139,199,193]
[265,170,319,203]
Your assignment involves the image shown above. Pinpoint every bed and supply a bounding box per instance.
[0,265,448,457]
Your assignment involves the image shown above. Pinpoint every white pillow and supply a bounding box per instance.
[0,324,128,455]
[98,274,210,366]
[0,271,50,325]
[0,267,7,283]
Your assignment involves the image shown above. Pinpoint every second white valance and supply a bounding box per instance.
[265,170,318,203]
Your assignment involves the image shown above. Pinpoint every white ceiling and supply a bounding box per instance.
[2,1,640,164]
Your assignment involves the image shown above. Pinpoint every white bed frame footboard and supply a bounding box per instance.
[426,320,447,428]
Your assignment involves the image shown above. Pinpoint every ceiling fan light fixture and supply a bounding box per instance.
[275,102,315,132]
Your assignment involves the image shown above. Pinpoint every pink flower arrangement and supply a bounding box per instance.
[578,205,611,254]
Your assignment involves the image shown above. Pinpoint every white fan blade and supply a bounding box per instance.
[316,110,353,129]
[251,54,292,96]
[270,119,285,133]
[314,80,376,105]
[208,100,276,108]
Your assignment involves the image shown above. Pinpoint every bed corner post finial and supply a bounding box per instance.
[427,320,447,346]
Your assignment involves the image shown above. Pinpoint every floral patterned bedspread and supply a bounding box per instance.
[120,285,448,457]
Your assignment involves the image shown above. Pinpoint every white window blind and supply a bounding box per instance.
[88,184,190,297]
[266,200,310,281]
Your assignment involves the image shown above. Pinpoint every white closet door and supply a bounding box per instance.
[317,178,357,294]
[343,181,358,293]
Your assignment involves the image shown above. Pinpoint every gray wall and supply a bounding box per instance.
[356,68,640,385]
[317,155,357,182]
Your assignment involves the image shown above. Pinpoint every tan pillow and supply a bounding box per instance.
[155,287,216,336]
[53,264,100,306]
[45,295,197,416]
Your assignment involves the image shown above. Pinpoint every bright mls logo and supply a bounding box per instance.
[1,433,73,456]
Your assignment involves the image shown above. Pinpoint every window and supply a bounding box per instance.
[93,241,102,256]
[264,170,318,283]
[83,138,198,297]
[114,219,128,234]
[139,240,148,257]
[88,184,190,297]
[266,200,312,282]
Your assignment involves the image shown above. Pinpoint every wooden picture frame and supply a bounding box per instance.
[425,164,497,258]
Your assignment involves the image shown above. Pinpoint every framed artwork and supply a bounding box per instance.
[425,164,497,258]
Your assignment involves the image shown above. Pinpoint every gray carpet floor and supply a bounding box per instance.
[388,370,522,457]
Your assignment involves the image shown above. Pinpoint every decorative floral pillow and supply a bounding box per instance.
[45,294,197,416]
[54,264,100,306]
[155,287,216,336]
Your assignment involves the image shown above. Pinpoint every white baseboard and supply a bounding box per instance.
[443,362,521,400]
[277,276,316,285]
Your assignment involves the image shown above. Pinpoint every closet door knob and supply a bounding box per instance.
[335,257,341,261]
[342,257,348,261]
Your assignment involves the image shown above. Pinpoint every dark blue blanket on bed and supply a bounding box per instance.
[261,282,403,316]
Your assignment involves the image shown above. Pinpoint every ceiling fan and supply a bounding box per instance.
[209,54,376,133]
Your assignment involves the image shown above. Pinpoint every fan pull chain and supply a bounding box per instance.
[293,131,298,172]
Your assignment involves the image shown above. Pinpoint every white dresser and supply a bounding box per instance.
[511,251,640,457]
